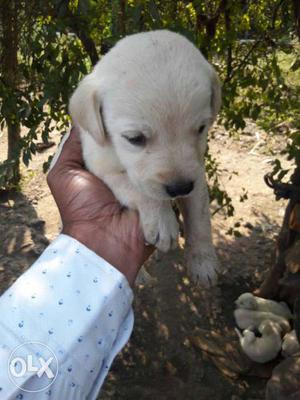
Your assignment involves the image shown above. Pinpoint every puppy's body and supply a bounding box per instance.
[234,308,291,334]
[235,320,282,363]
[69,30,221,286]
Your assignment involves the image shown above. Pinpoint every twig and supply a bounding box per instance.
[224,39,261,84]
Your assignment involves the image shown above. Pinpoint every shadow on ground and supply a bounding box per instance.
[0,190,49,293]
[0,193,280,399]
[101,215,279,400]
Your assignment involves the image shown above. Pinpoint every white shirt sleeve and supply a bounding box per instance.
[0,234,134,400]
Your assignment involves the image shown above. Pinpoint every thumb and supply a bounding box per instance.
[49,127,83,173]
[47,127,84,186]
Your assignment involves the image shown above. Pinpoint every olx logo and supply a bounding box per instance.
[8,341,58,393]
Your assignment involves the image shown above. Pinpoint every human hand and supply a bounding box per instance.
[47,128,153,286]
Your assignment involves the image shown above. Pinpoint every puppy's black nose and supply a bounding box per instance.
[165,180,194,198]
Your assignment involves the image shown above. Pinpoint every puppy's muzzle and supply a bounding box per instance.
[165,180,194,198]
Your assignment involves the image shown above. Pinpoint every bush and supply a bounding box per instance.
[0,0,299,214]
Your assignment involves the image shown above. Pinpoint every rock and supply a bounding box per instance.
[266,355,300,399]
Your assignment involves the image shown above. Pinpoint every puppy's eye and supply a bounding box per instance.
[123,134,147,146]
[198,125,206,134]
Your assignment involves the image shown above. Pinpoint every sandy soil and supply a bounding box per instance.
[0,123,292,399]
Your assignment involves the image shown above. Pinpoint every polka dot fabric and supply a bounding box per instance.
[0,234,134,399]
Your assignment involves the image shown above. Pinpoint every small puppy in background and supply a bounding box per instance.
[235,293,293,320]
[234,308,291,334]
[235,320,282,364]
[69,30,221,286]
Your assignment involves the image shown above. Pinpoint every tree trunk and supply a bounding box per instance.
[224,2,232,80]
[1,0,21,185]
[69,22,99,65]
[196,0,228,58]
[256,161,300,304]
[119,0,126,37]
[292,0,300,40]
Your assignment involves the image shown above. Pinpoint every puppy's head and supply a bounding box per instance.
[235,293,257,310]
[69,30,221,200]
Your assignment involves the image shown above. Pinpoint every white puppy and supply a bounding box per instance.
[234,308,291,333]
[235,320,282,363]
[69,30,221,286]
[282,330,300,357]
[235,292,293,320]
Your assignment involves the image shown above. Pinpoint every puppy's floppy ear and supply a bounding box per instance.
[210,69,222,120]
[69,76,107,146]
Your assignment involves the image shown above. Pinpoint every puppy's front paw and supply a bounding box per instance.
[140,204,179,252]
[186,249,219,287]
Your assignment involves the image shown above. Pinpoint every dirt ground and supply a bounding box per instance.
[0,123,292,399]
